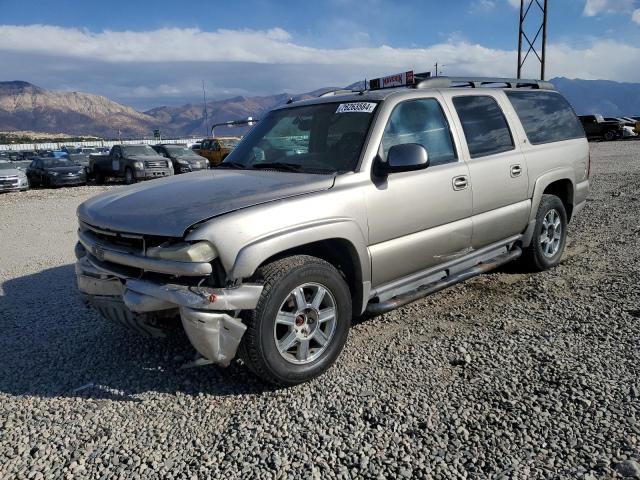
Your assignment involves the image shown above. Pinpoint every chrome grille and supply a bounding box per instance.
[144,160,167,168]
[0,175,19,186]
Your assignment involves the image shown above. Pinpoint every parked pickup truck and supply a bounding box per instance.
[88,144,173,184]
[578,114,624,141]
[75,74,590,386]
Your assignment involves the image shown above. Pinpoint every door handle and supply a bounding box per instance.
[510,164,523,177]
[452,175,469,191]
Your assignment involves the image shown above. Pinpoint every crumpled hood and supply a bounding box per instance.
[77,169,335,237]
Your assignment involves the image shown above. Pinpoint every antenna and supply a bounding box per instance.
[202,80,209,137]
[517,0,548,80]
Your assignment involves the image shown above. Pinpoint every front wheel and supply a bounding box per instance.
[124,167,136,185]
[239,255,352,385]
[521,194,568,271]
[604,130,616,141]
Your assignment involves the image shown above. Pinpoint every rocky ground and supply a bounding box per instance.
[0,141,639,479]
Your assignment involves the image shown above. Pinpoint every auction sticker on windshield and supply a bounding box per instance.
[336,102,377,114]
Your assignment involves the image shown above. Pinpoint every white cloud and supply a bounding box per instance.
[469,0,497,13]
[633,8,640,22]
[583,0,635,16]
[1,25,640,108]
[506,0,520,8]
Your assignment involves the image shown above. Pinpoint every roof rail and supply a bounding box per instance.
[415,76,554,90]
[319,89,358,97]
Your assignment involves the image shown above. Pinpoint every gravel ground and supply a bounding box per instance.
[1,142,639,479]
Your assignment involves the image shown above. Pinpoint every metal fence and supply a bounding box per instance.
[0,137,200,152]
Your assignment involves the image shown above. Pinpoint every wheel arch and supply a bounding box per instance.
[529,169,575,223]
[227,222,371,316]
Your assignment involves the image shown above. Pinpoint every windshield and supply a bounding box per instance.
[42,158,75,168]
[221,102,377,173]
[0,163,17,170]
[122,145,158,156]
[64,147,80,154]
[164,145,195,156]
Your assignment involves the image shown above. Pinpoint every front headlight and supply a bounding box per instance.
[177,159,189,165]
[146,241,217,262]
[50,172,59,176]
[133,161,144,170]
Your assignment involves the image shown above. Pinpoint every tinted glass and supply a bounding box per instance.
[507,91,585,144]
[164,145,194,155]
[382,98,456,166]
[122,145,157,156]
[453,96,514,158]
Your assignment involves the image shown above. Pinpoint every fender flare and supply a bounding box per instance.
[521,168,575,248]
[227,218,372,314]
[528,168,575,223]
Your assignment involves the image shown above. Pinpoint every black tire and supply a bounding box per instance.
[94,169,104,185]
[239,255,352,386]
[520,194,568,272]
[124,167,136,185]
[604,130,616,141]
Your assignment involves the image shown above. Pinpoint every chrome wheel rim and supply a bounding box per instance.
[540,208,562,258]
[273,282,337,365]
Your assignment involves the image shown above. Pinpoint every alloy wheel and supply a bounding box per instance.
[273,282,337,365]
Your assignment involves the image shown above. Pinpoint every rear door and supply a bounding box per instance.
[447,93,530,249]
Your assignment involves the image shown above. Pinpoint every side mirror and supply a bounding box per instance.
[384,143,429,174]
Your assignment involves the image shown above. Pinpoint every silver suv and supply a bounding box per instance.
[75,75,590,385]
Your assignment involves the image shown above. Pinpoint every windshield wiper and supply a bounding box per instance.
[217,161,246,169]
[251,161,303,172]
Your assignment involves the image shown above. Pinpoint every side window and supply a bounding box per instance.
[506,91,585,144]
[452,96,514,158]
[212,141,220,151]
[381,98,457,167]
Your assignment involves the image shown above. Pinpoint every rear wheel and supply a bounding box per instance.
[604,130,616,141]
[521,194,568,271]
[239,255,352,385]
[125,167,136,185]
[94,169,104,185]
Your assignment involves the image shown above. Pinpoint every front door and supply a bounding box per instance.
[366,96,473,287]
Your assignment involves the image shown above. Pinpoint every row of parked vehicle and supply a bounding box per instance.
[0,137,242,192]
[578,114,640,141]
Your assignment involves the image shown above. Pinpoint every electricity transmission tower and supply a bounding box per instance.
[517,0,548,80]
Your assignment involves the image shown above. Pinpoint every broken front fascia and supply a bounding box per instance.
[75,254,263,366]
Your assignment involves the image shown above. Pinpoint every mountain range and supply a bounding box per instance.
[1,77,640,139]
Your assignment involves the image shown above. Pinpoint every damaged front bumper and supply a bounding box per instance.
[75,254,262,367]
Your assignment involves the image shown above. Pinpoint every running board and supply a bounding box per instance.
[365,247,522,316]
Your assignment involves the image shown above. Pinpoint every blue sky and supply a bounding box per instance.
[1,0,640,109]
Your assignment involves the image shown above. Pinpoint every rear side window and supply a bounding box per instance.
[506,91,585,145]
[452,96,514,158]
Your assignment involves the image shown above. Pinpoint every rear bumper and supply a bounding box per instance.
[75,254,262,366]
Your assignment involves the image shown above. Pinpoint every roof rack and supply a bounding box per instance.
[415,76,554,90]
[319,89,358,97]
